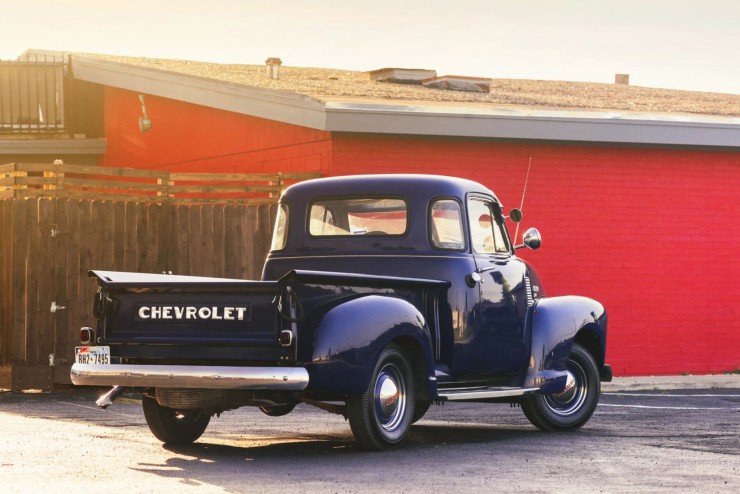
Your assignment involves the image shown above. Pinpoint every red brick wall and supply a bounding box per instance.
[99,87,331,173]
[331,134,740,376]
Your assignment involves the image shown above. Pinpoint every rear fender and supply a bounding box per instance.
[524,296,607,393]
[306,295,435,396]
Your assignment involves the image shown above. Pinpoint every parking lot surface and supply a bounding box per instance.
[1,378,738,493]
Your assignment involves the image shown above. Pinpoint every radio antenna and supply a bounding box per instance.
[514,157,533,243]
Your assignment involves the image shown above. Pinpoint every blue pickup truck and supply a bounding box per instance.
[71,174,611,450]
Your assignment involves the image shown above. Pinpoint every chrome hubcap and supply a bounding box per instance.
[374,363,406,432]
[544,360,587,416]
[552,370,577,405]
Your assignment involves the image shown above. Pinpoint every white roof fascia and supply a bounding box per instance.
[71,56,327,130]
[323,102,740,148]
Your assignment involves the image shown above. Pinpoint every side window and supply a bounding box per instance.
[270,203,289,251]
[430,199,464,250]
[468,199,509,254]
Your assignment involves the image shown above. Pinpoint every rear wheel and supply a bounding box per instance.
[347,344,415,450]
[522,343,600,431]
[142,394,211,444]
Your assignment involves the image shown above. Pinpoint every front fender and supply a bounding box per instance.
[524,296,607,393]
[305,295,434,396]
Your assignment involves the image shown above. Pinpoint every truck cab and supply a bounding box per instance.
[265,174,608,385]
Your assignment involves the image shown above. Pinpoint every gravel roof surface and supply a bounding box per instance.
[84,54,740,117]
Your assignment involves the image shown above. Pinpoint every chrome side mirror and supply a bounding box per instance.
[514,227,542,250]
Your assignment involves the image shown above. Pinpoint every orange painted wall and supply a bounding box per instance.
[100,87,331,174]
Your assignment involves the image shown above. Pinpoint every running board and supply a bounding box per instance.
[437,386,539,401]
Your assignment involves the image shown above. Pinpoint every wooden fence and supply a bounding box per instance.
[0,163,319,390]
[0,162,316,203]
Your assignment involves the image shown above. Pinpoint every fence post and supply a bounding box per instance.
[43,158,65,191]
[9,163,27,198]
[157,171,173,202]
[271,174,280,200]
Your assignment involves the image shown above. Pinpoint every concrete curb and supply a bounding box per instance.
[604,374,740,392]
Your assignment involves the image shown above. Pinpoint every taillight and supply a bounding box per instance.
[80,327,95,345]
[279,330,294,346]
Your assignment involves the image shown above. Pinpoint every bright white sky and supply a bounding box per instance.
[1,0,738,94]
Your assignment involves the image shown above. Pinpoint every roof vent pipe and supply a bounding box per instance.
[265,58,283,80]
[615,73,630,85]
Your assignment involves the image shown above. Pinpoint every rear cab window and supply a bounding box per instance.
[309,198,407,237]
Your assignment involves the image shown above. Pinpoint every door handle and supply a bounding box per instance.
[466,272,483,287]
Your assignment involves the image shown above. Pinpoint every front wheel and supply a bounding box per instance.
[142,394,211,444]
[346,344,415,450]
[522,343,600,431]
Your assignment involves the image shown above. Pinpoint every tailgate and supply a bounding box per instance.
[90,270,287,363]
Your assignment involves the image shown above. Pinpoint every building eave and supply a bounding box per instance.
[323,101,740,148]
[70,55,327,130]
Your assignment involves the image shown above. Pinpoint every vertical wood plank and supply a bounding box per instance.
[212,205,225,278]
[112,201,125,270]
[124,202,137,272]
[223,205,238,279]
[78,200,94,299]
[200,206,215,277]
[52,198,72,385]
[175,205,190,275]
[245,205,258,280]
[147,203,163,273]
[187,205,201,276]
[23,199,39,367]
[11,198,27,388]
[160,203,176,274]
[0,199,12,369]
[256,204,273,278]
[135,202,150,272]
[95,200,115,270]
[90,200,104,271]
[36,198,55,371]
[70,199,86,330]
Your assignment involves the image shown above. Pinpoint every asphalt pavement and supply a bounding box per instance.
[1,373,738,493]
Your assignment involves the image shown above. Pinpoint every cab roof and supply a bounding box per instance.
[281,174,498,204]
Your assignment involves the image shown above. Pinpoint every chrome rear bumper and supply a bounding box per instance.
[70,363,309,390]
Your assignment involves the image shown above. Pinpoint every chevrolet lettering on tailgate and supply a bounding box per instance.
[137,305,250,321]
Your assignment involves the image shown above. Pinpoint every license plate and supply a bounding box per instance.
[75,346,110,365]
